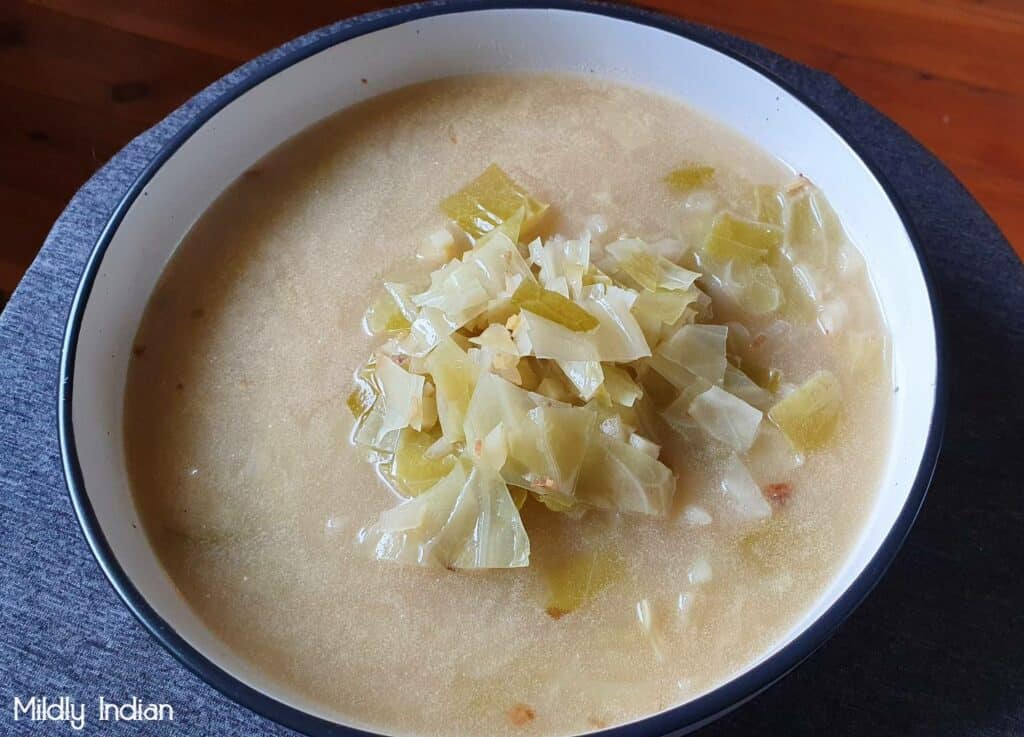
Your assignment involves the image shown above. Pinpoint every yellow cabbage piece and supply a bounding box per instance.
[375,355,426,444]
[654,323,728,385]
[768,370,842,452]
[665,165,715,193]
[688,384,763,452]
[602,364,642,407]
[358,458,530,569]
[543,549,624,618]
[388,428,458,497]
[512,281,599,332]
[606,239,701,293]
[440,163,548,240]
[704,212,783,263]
[464,373,596,503]
[364,290,412,336]
[424,338,479,443]
[755,185,785,226]
[575,431,675,516]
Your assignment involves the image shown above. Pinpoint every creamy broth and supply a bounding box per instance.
[125,74,891,736]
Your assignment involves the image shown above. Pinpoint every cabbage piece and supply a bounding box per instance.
[347,367,378,420]
[839,331,888,380]
[744,423,804,482]
[654,323,728,385]
[388,428,458,496]
[402,306,460,356]
[606,239,700,292]
[665,165,715,193]
[768,370,841,452]
[424,338,479,443]
[706,258,784,316]
[464,373,595,502]
[720,453,772,520]
[704,212,782,263]
[440,163,548,240]
[469,323,520,358]
[515,285,650,363]
[412,229,535,326]
[358,458,530,569]
[578,284,652,362]
[382,282,420,323]
[723,364,772,410]
[786,188,845,270]
[768,249,819,323]
[688,384,763,452]
[515,309,600,362]
[529,232,590,300]
[575,431,675,516]
[755,185,785,226]
[647,353,701,392]
[468,323,522,383]
[364,289,412,336]
[472,422,509,471]
[628,432,661,458]
[376,355,426,443]
[512,281,599,332]
[543,550,624,618]
[418,228,458,265]
[556,360,604,401]
[633,288,700,327]
[603,364,642,407]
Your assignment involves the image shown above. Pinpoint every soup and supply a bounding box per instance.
[125,74,891,736]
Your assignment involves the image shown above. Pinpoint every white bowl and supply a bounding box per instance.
[59,3,944,735]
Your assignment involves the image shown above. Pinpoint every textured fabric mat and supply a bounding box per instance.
[2,5,1022,736]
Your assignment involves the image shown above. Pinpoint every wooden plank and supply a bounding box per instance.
[1,0,1021,296]
[0,1,236,124]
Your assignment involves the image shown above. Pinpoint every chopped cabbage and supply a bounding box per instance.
[755,185,785,226]
[665,165,715,193]
[375,355,426,444]
[358,459,530,568]
[364,289,412,336]
[723,364,772,410]
[388,428,458,496]
[464,373,595,503]
[557,360,604,401]
[606,239,700,292]
[440,163,548,240]
[575,431,675,516]
[720,453,772,520]
[688,384,763,452]
[578,284,652,362]
[543,550,624,618]
[529,232,590,299]
[412,229,534,327]
[786,188,844,270]
[654,323,728,385]
[603,364,642,407]
[348,164,875,579]
[704,212,782,263]
[424,338,479,443]
[744,422,804,482]
[512,281,599,332]
[768,370,842,452]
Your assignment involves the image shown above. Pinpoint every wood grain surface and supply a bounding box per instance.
[1,0,1021,299]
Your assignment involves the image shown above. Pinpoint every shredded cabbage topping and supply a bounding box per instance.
[347,163,861,576]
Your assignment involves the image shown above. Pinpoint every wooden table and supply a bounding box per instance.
[2,0,1021,298]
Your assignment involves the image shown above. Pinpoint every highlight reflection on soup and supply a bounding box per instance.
[125,74,891,737]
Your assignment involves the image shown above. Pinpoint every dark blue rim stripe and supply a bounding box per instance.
[58,2,947,736]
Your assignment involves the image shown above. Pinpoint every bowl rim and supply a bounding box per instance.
[58,2,947,735]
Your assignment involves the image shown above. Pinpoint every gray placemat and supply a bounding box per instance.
[2,6,1022,736]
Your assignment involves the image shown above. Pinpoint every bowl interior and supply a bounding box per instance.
[64,6,938,732]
